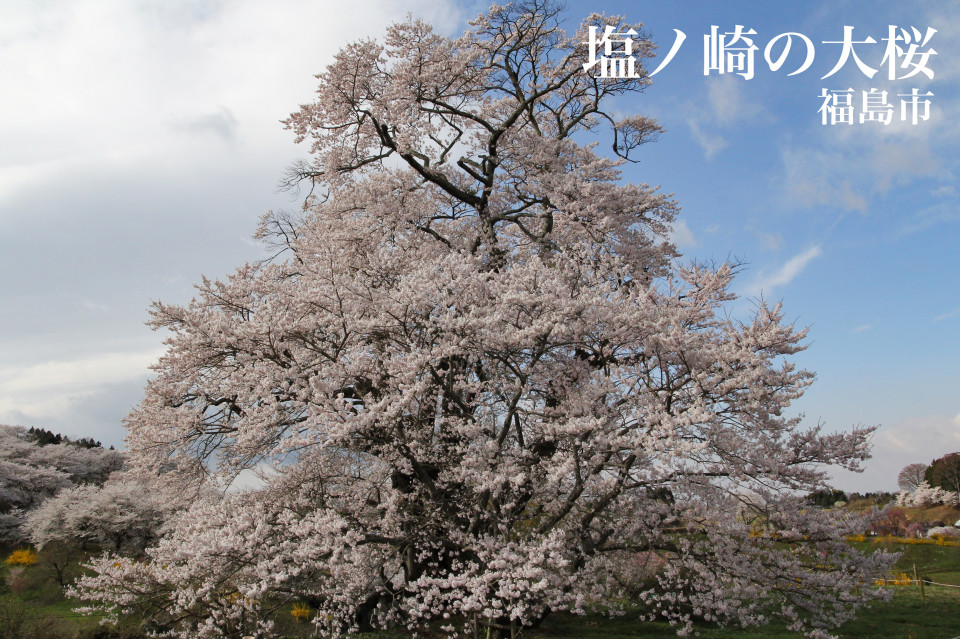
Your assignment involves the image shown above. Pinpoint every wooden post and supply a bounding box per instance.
[914,564,925,601]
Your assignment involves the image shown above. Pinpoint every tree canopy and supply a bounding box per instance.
[926,452,960,495]
[898,462,928,492]
[72,4,891,638]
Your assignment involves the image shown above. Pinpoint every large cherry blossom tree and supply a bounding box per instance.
[73,3,891,638]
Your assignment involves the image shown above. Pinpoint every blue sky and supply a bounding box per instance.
[583,0,960,491]
[0,0,956,492]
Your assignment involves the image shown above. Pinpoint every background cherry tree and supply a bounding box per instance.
[24,474,181,554]
[0,425,123,543]
[72,2,892,637]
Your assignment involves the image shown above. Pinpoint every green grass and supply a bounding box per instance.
[532,542,960,637]
[0,545,113,639]
[346,585,960,639]
[848,538,960,591]
[348,542,960,639]
[527,586,960,638]
[4,542,959,639]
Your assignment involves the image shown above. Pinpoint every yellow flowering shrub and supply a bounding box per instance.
[874,572,913,586]
[866,534,960,547]
[845,533,960,547]
[291,602,312,622]
[5,549,38,566]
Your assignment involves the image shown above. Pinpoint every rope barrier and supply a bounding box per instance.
[914,579,960,589]
[880,578,960,589]
[877,579,960,592]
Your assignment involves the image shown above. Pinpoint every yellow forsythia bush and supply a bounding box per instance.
[874,572,913,586]
[291,602,312,622]
[845,534,960,547]
[5,549,39,566]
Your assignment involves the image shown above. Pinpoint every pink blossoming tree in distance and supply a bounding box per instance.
[72,3,892,637]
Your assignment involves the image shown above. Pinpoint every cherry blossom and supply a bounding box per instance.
[72,3,892,637]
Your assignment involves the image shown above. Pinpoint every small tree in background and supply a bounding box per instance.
[868,507,909,537]
[898,462,928,492]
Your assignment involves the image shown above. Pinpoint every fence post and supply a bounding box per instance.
[914,564,925,601]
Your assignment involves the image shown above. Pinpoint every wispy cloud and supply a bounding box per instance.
[669,219,697,247]
[686,117,727,158]
[707,75,763,126]
[852,323,873,333]
[875,415,960,460]
[776,63,959,215]
[746,245,823,296]
[933,307,960,323]
[170,106,240,143]
[80,300,111,312]
[685,75,768,159]
[932,185,956,197]
[746,226,784,251]
[779,147,868,212]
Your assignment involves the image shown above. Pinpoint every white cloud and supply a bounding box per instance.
[228,463,280,493]
[933,307,960,323]
[874,415,960,462]
[669,219,697,247]
[923,3,960,83]
[0,349,163,421]
[852,323,873,333]
[779,147,868,212]
[685,75,768,159]
[0,0,464,209]
[169,106,241,143]
[747,227,784,251]
[746,245,822,296]
[931,185,957,197]
[686,117,727,159]
[0,0,463,446]
[776,52,959,215]
[707,75,763,127]
[830,413,960,492]
[80,300,111,312]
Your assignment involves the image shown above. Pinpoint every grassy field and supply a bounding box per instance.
[343,588,960,639]
[525,541,960,639]
[532,540,960,639]
[525,586,960,638]
[3,540,959,639]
